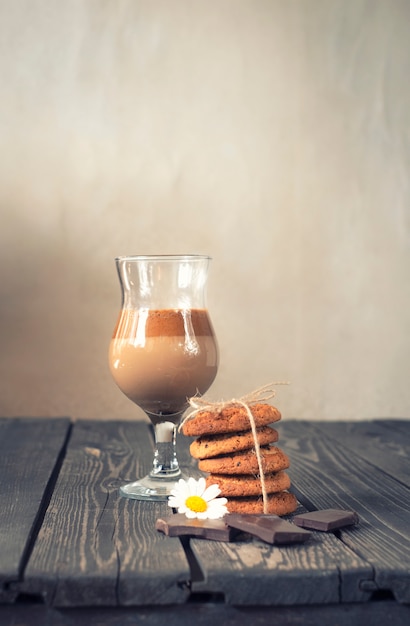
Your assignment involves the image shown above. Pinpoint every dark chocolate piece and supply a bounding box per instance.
[156,513,236,542]
[226,513,311,544]
[292,508,359,531]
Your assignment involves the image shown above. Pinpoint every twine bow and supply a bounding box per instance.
[180,382,289,514]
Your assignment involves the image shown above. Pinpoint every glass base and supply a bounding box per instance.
[120,471,183,501]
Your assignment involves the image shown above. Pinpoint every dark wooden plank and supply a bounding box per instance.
[178,423,374,605]
[375,419,410,439]
[277,420,410,603]
[311,420,409,486]
[0,601,409,626]
[8,418,409,610]
[189,501,373,605]
[19,420,191,607]
[0,417,71,603]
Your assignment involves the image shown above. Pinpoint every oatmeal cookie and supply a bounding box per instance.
[189,426,279,459]
[226,491,298,516]
[205,470,291,497]
[198,445,290,475]
[181,403,281,437]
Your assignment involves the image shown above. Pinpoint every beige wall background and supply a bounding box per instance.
[0,0,409,422]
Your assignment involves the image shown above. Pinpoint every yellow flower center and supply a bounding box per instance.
[185,495,208,513]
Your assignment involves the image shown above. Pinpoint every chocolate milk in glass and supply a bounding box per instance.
[109,307,218,420]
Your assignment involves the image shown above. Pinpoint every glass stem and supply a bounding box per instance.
[150,421,181,479]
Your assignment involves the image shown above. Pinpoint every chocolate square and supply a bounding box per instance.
[292,508,359,531]
[156,513,237,541]
[226,513,311,544]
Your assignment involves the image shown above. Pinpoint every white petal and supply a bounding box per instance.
[185,509,197,519]
[196,477,206,496]
[202,483,221,501]
[206,498,228,519]
[177,479,190,498]
[196,511,209,520]
[187,477,198,494]
[206,508,225,519]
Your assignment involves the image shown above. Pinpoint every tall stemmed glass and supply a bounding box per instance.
[109,255,219,501]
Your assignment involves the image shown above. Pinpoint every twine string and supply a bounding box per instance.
[180,382,289,515]
[235,398,269,514]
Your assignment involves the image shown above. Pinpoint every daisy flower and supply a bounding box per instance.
[168,477,228,520]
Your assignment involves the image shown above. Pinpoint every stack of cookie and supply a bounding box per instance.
[181,402,297,515]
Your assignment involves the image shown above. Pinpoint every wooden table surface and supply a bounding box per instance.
[0,416,409,625]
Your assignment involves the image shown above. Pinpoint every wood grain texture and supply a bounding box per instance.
[20,420,191,607]
[384,419,410,438]
[190,523,371,605]
[277,420,410,603]
[310,420,409,486]
[2,418,409,614]
[189,486,373,604]
[0,601,409,626]
[0,417,70,602]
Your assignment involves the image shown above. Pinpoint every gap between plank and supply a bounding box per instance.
[17,421,74,582]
